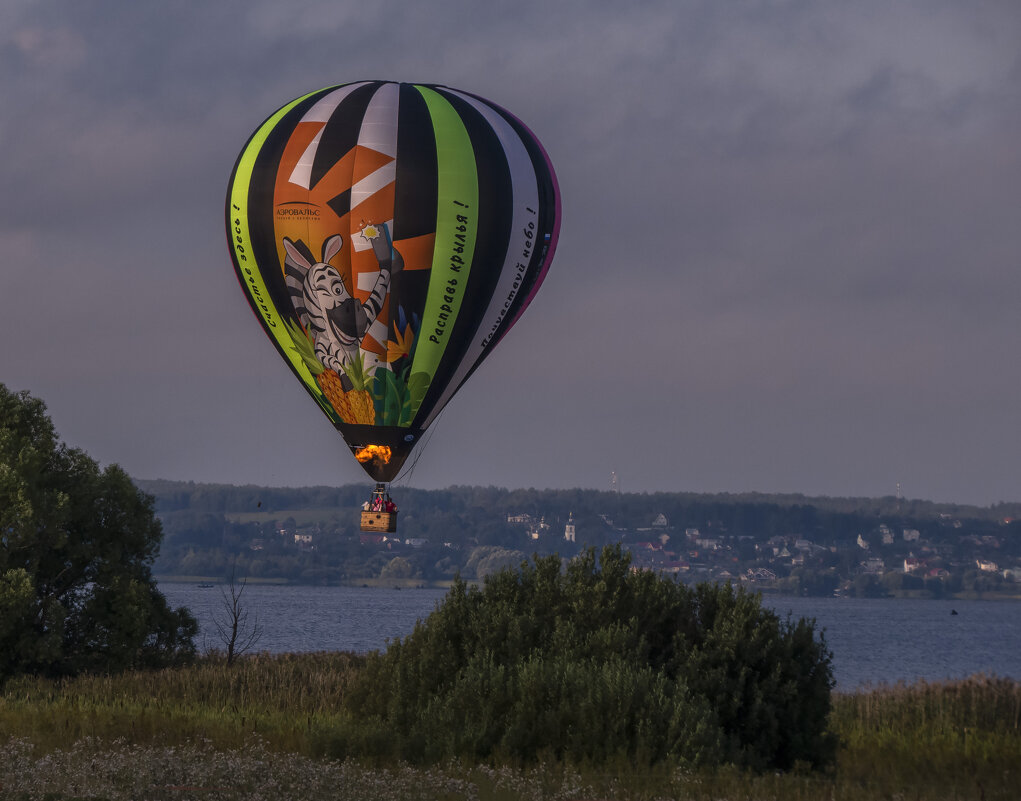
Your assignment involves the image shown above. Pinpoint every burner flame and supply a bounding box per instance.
[355,445,392,464]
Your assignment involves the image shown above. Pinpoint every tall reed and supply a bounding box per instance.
[0,651,364,753]
[833,673,1021,736]
[2,657,1019,799]
[830,674,1021,797]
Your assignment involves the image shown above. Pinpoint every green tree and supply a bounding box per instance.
[881,570,904,595]
[0,385,196,680]
[853,573,886,598]
[379,556,417,580]
[464,545,526,579]
[343,545,834,771]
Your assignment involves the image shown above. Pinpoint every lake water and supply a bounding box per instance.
[158,583,1020,692]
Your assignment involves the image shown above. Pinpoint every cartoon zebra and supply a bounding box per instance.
[283,224,403,378]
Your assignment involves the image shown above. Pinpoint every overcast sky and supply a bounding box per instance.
[3,1,1019,505]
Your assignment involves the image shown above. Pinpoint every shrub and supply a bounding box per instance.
[342,545,835,770]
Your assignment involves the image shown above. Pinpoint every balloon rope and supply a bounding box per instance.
[393,409,445,486]
[393,430,430,485]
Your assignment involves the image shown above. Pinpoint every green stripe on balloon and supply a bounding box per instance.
[408,85,480,404]
[227,90,322,389]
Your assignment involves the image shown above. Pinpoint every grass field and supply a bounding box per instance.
[1,657,1018,800]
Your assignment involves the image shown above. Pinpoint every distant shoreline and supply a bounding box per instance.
[155,574,1021,601]
[155,574,455,589]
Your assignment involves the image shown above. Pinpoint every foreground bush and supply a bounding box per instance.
[343,546,835,770]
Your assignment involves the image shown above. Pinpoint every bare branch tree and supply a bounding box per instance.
[212,564,262,665]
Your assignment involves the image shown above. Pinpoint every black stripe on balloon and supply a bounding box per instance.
[393,84,438,241]
[471,103,556,354]
[412,87,514,428]
[385,84,438,380]
[241,89,332,327]
[312,82,380,216]
[225,88,343,425]
[325,188,352,221]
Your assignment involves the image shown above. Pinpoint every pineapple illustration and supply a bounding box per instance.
[338,351,377,425]
[286,320,376,425]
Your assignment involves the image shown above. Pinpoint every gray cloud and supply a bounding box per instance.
[2,0,1019,504]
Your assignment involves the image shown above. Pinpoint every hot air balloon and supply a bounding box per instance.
[226,81,560,529]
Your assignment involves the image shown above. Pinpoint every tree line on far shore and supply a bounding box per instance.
[144,478,1021,595]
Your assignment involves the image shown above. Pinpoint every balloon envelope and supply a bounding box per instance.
[226,81,560,481]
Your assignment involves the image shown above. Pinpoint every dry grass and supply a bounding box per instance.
[833,673,1021,735]
[0,651,363,754]
[1,658,1018,800]
[830,675,1021,799]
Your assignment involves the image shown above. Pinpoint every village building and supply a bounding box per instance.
[527,516,551,540]
[862,557,885,574]
[744,567,777,582]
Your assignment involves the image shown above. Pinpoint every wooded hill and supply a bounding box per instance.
[141,480,1021,595]
[138,478,1021,523]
